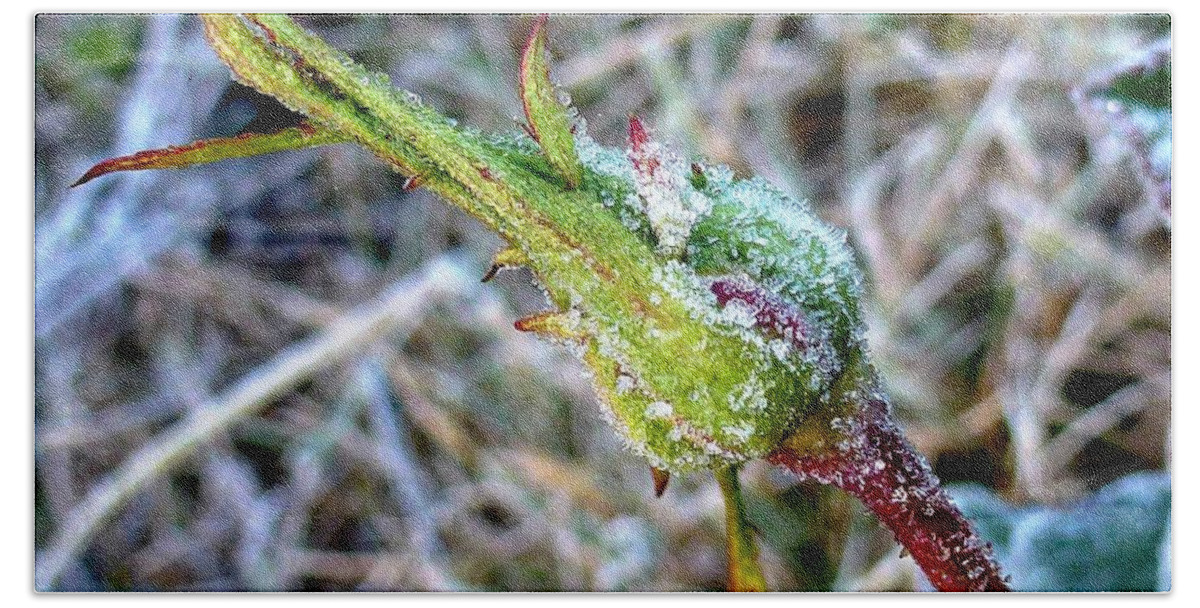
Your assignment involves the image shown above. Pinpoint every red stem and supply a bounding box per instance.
[767,399,1010,592]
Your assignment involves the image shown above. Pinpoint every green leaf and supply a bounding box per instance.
[519,15,583,189]
[950,472,1170,591]
[72,124,345,186]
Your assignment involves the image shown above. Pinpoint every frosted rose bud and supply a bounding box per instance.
[536,117,869,473]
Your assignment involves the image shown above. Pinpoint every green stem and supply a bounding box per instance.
[714,465,767,592]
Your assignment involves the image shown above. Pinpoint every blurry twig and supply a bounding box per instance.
[1041,374,1168,479]
[35,15,228,337]
[555,17,708,89]
[35,256,476,589]
[356,359,459,591]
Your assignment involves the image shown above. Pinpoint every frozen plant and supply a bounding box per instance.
[73,14,1009,592]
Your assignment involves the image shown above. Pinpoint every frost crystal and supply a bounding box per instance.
[722,422,755,445]
[627,116,710,256]
[615,374,637,394]
[645,400,673,419]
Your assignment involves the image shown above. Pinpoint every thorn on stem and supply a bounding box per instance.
[519,121,538,141]
[514,310,582,342]
[482,246,527,282]
[627,114,663,180]
[402,175,425,191]
[627,114,650,153]
[651,467,671,497]
[481,264,502,283]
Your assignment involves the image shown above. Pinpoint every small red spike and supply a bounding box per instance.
[627,114,650,151]
[402,175,426,191]
[627,114,661,179]
[480,264,502,283]
[651,467,671,498]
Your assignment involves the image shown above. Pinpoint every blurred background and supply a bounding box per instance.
[35,14,1170,591]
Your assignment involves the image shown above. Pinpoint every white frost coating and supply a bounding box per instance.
[767,338,792,364]
[645,400,673,419]
[628,137,711,257]
[568,121,873,472]
[653,261,836,409]
[722,422,755,445]
[574,132,652,234]
[721,298,759,328]
[727,372,771,413]
[615,374,637,394]
[686,170,868,364]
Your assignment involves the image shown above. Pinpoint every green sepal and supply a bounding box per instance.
[73,124,345,187]
[519,15,584,189]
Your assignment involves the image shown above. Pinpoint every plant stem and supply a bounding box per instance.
[714,465,767,592]
[768,398,1010,592]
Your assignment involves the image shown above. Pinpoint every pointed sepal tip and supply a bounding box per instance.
[519,14,583,189]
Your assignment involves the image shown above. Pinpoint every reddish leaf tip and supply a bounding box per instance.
[519,14,553,144]
[68,125,343,188]
[70,167,102,188]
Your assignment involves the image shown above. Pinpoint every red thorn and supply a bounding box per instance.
[627,114,663,179]
[481,264,501,283]
[402,175,425,191]
[513,313,541,333]
[71,167,103,188]
[651,467,671,498]
[478,166,494,181]
[519,121,538,141]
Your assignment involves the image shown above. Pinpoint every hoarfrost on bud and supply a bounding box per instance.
[627,116,710,257]
[555,113,868,473]
[722,422,755,445]
[615,374,637,394]
[646,400,674,419]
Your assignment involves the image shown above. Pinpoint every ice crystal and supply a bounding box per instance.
[626,116,710,257]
